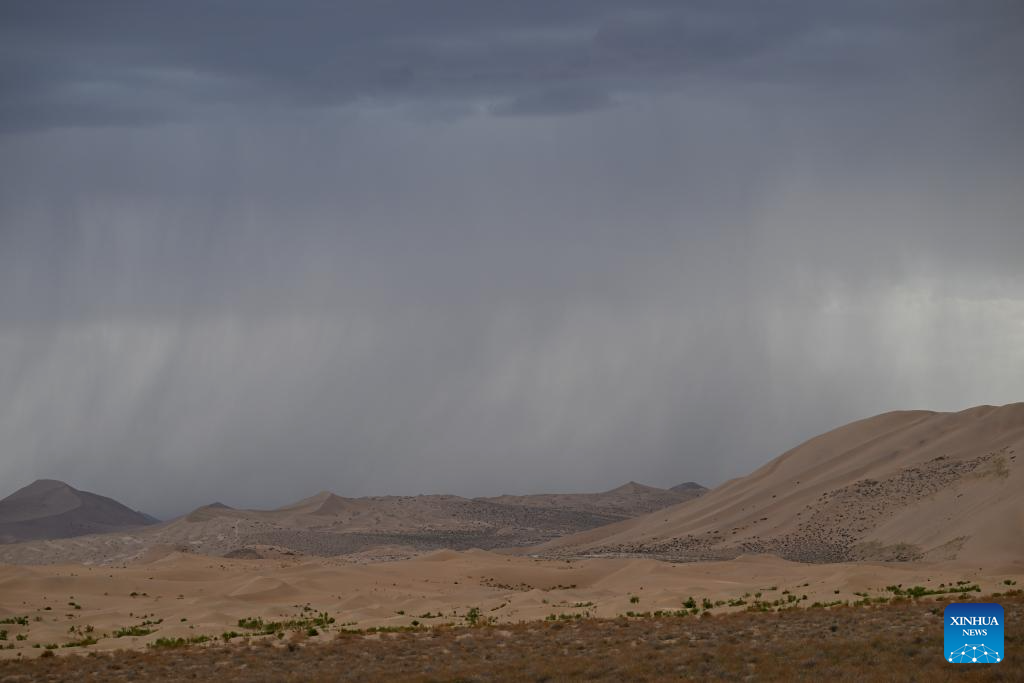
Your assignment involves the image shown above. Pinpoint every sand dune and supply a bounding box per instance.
[1,549,1020,658]
[1,404,1023,658]
[538,403,1024,563]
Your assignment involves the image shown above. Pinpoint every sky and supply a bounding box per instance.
[1,1,1022,518]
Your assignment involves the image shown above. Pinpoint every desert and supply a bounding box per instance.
[2,3,1022,679]
[1,404,1023,680]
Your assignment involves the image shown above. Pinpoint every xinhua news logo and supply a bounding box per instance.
[944,602,1004,664]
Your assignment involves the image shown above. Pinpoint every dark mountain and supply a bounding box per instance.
[669,481,708,496]
[0,479,157,543]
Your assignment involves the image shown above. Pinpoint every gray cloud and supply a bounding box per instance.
[0,2,1022,518]
[1,1,1021,131]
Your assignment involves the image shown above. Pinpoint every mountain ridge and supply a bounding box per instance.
[0,479,703,563]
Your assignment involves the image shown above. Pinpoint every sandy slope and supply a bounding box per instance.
[538,404,1024,563]
[1,550,1020,658]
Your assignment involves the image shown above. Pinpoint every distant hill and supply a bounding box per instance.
[479,481,705,518]
[0,481,702,564]
[539,404,1024,564]
[0,479,157,544]
[669,482,707,495]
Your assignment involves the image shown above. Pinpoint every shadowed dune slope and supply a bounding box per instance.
[539,403,1024,564]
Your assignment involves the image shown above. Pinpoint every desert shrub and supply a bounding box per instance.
[113,625,154,638]
[63,636,98,648]
[150,635,210,649]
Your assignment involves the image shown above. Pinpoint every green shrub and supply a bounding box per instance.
[113,625,154,638]
[150,635,210,649]
[63,636,98,648]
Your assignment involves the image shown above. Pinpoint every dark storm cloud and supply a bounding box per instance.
[1,1,1021,131]
[0,2,1022,518]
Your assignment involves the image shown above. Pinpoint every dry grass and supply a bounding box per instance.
[2,594,1021,681]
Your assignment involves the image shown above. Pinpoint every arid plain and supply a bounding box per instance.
[1,404,1022,679]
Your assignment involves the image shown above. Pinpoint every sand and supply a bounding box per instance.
[2,403,1022,659]
[539,403,1024,563]
[1,549,1021,658]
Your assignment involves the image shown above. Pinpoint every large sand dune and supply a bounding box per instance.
[538,403,1024,564]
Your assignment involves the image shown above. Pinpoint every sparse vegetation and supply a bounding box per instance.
[236,611,336,636]
[151,635,211,649]
[114,625,155,638]
[2,592,1020,681]
[884,583,979,598]
[62,635,98,648]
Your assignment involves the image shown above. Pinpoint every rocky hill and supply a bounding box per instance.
[0,481,699,564]
[478,481,705,518]
[0,479,156,543]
